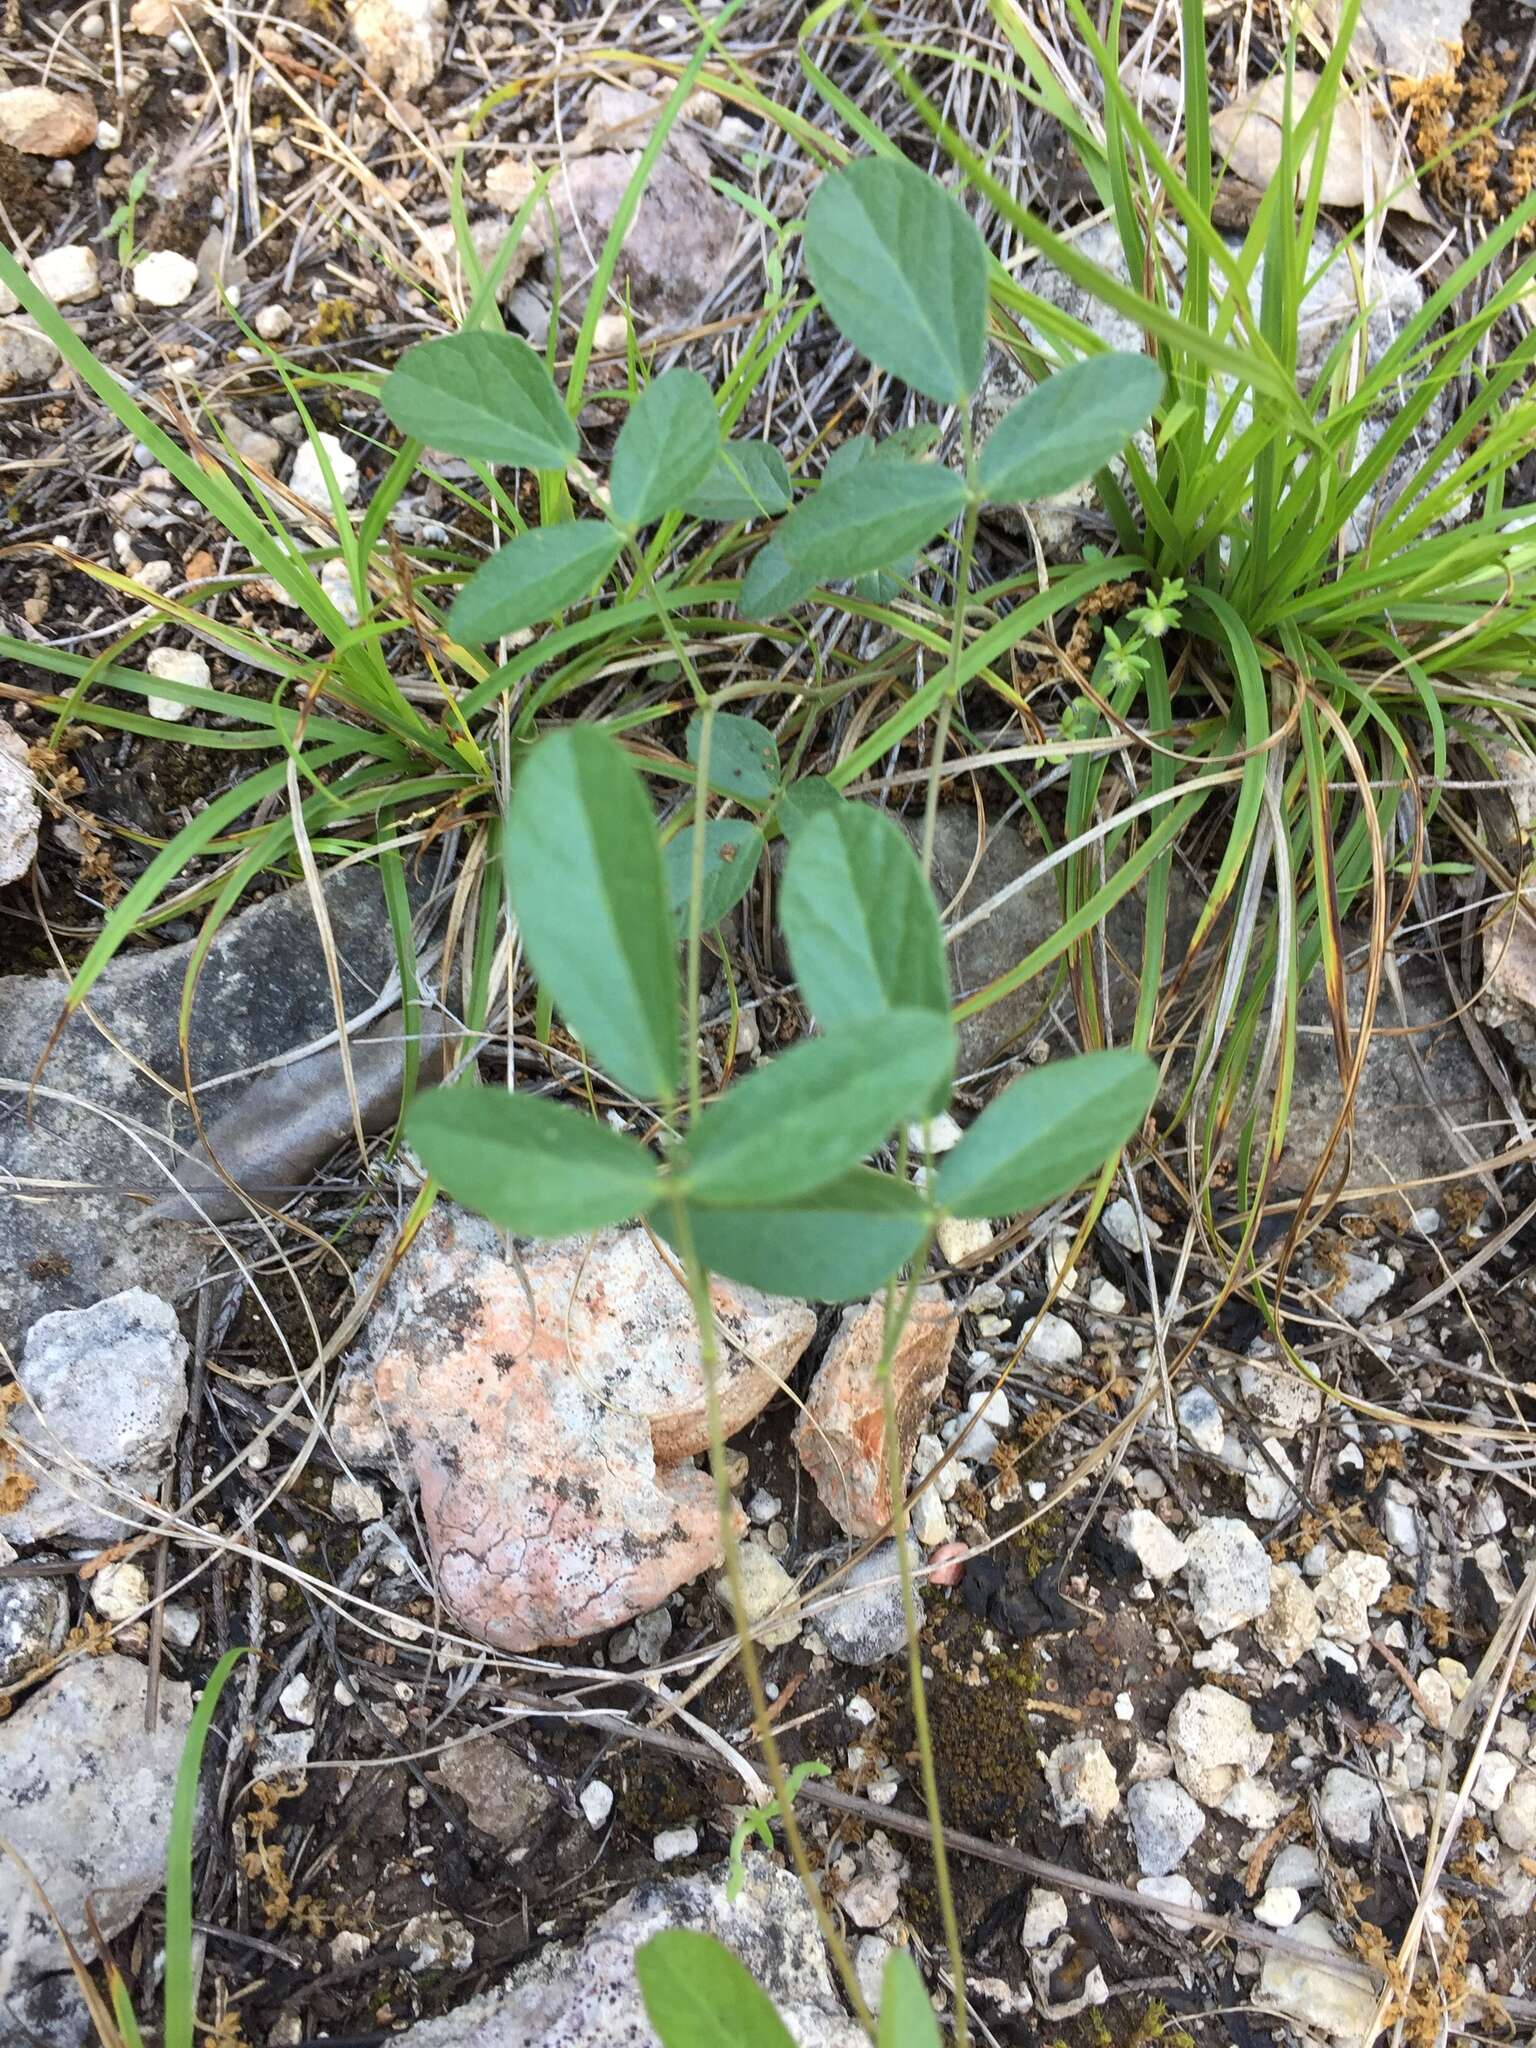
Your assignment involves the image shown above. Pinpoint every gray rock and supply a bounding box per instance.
[1257,1911,1379,2043]
[0,1655,192,1982]
[0,316,61,388]
[393,1862,864,2045]
[1126,1777,1205,1876]
[1182,1517,1272,1639]
[0,1562,68,1684]
[1,1290,188,1546]
[0,865,418,1344]
[815,1545,913,1666]
[1319,1766,1382,1848]
[1268,1843,1324,1890]
[1,1972,91,2048]
[540,149,739,335]
[430,1737,555,1851]
[1280,949,1489,1196]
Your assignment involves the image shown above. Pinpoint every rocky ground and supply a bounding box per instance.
[3,0,1536,2043]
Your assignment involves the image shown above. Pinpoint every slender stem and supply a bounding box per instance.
[666,1195,873,2033]
[920,417,980,878]
[878,1180,969,2045]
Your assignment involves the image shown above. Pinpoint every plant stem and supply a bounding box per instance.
[920,417,979,878]
[666,1195,873,2033]
[878,1194,970,2046]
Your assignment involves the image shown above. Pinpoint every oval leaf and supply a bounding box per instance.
[505,726,681,1101]
[776,775,843,839]
[665,820,764,928]
[658,1170,930,1302]
[680,1010,955,1206]
[879,1950,941,2048]
[636,1932,796,2048]
[380,331,577,470]
[738,535,817,617]
[687,712,780,804]
[407,1086,659,1235]
[977,351,1164,505]
[610,368,721,530]
[683,440,792,521]
[778,459,966,581]
[781,804,950,1025]
[936,1047,1158,1219]
[804,156,988,405]
[450,520,622,644]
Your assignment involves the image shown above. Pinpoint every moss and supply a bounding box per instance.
[307,297,364,346]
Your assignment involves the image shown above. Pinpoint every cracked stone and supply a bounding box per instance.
[1167,1685,1273,1809]
[331,1207,808,1650]
[794,1287,956,1538]
[1314,1550,1391,1646]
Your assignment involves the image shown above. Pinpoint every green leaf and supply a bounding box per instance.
[803,156,988,405]
[776,776,843,838]
[778,459,966,581]
[977,351,1164,504]
[688,712,780,804]
[683,440,792,521]
[878,1951,941,2048]
[610,368,720,529]
[781,805,950,1025]
[450,520,621,643]
[665,820,764,928]
[679,1010,955,1205]
[379,331,577,470]
[636,1932,796,2048]
[504,726,680,1101]
[406,1086,660,1235]
[659,1169,930,1301]
[936,1047,1158,1219]
[738,535,817,617]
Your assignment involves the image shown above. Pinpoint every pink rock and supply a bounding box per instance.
[927,1541,969,1587]
[0,87,98,156]
[334,1208,813,1650]
[793,1288,957,1538]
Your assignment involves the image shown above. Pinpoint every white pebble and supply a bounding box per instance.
[579,1780,614,1829]
[145,645,210,722]
[1255,1885,1301,1928]
[91,1559,147,1623]
[653,1825,698,1863]
[254,303,293,341]
[132,250,199,309]
[279,1674,316,1726]
[31,243,100,305]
